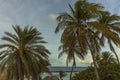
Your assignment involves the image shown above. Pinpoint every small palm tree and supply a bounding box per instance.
[0,25,51,80]
[58,41,86,80]
[96,51,117,66]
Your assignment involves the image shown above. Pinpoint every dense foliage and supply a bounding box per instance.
[73,64,120,80]
[73,52,119,80]
[96,51,117,66]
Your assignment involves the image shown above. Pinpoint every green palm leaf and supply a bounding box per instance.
[0,25,51,80]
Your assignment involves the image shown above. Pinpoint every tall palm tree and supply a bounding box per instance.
[97,11,120,65]
[55,0,120,80]
[58,41,86,80]
[55,0,103,80]
[96,51,117,66]
[0,25,51,80]
[88,10,120,80]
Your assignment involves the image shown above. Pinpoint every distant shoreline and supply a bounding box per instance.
[48,66,87,72]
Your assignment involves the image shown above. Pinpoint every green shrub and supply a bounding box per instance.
[72,64,120,80]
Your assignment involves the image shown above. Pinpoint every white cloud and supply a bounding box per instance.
[76,53,93,66]
[49,14,58,21]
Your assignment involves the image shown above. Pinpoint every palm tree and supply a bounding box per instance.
[96,11,120,65]
[55,0,103,80]
[0,25,51,80]
[55,0,120,80]
[58,23,89,80]
[96,51,117,66]
[58,43,86,80]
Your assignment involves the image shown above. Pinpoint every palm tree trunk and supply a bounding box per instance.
[27,77,30,80]
[108,40,120,65]
[37,75,39,80]
[85,39,101,80]
[91,52,100,80]
[70,56,76,80]
[112,48,120,65]
[70,66,73,80]
[76,30,100,80]
[114,51,120,65]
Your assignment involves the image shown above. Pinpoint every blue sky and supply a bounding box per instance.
[0,0,120,66]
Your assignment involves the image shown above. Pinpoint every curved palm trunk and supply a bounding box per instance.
[76,30,100,80]
[85,39,101,80]
[27,77,30,80]
[111,45,120,65]
[114,52,120,65]
[91,53,100,80]
[37,75,40,80]
[108,40,120,65]
[70,66,74,80]
[70,56,76,80]
[112,47,120,65]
